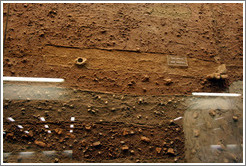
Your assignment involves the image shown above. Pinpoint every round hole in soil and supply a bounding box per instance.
[78,58,83,63]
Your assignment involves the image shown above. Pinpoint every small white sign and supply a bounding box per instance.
[168,55,188,67]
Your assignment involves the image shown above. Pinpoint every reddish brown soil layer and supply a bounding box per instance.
[2,3,243,95]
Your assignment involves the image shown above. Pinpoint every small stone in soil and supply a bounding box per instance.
[123,130,128,136]
[80,139,87,146]
[54,158,59,163]
[164,79,173,85]
[137,115,142,119]
[92,141,101,147]
[85,125,92,130]
[54,128,63,135]
[28,131,34,137]
[45,111,49,116]
[193,112,198,119]
[221,74,228,79]
[156,147,162,154]
[138,98,144,104]
[120,141,125,144]
[121,145,129,151]
[140,136,151,143]
[167,148,175,155]
[191,149,196,154]
[209,110,216,117]
[233,116,238,121]
[69,133,76,139]
[169,120,174,125]
[128,80,135,86]
[194,129,200,137]
[34,140,46,147]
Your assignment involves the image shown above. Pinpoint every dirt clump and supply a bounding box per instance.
[34,140,46,147]
[206,64,228,80]
[142,75,150,82]
[54,128,63,135]
[164,79,173,85]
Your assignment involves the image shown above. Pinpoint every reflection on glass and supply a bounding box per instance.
[184,95,243,163]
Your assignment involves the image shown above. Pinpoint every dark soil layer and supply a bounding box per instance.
[3,86,186,163]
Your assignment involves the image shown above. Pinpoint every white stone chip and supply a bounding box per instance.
[174,117,183,121]
[40,117,45,121]
[7,117,15,122]
[17,125,23,129]
[24,131,29,134]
